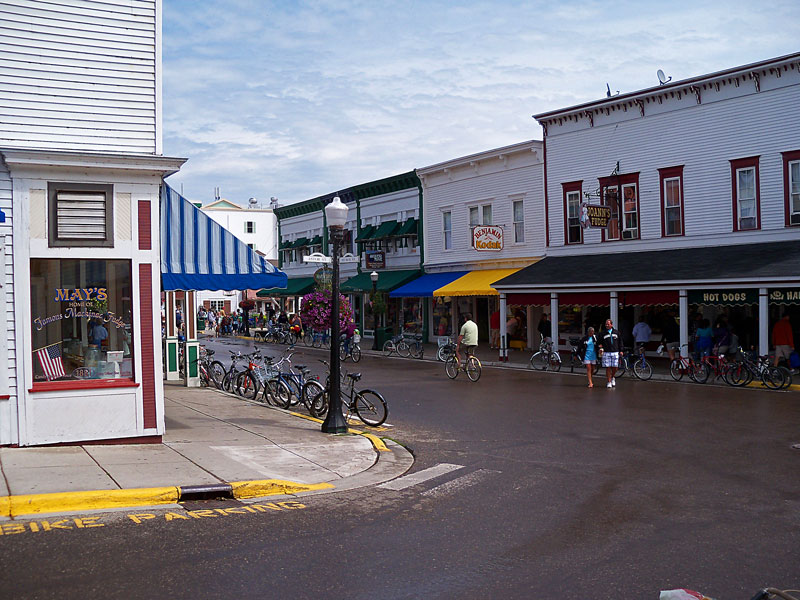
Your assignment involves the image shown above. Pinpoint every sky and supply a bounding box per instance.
[162,0,800,208]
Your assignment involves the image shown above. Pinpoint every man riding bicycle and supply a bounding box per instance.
[455,313,478,368]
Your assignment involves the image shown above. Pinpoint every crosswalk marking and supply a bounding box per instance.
[378,463,465,491]
[421,469,500,498]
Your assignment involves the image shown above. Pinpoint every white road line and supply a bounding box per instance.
[421,469,501,498]
[377,463,465,491]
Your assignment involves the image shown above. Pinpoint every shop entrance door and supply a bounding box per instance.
[476,297,489,343]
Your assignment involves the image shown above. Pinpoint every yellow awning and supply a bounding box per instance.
[433,268,521,297]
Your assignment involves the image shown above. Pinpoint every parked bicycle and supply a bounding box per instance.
[436,336,457,362]
[629,343,653,380]
[262,349,325,414]
[445,351,482,382]
[310,365,388,426]
[399,333,424,359]
[529,334,562,371]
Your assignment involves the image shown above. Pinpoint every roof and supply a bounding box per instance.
[533,51,800,122]
[341,270,420,293]
[433,268,521,297]
[202,199,242,210]
[493,241,800,290]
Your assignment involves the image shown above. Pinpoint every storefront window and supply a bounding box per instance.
[30,259,134,383]
[401,298,422,333]
[433,297,453,337]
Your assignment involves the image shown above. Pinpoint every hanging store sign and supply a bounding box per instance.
[580,203,612,228]
[472,226,503,251]
[313,268,332,286]
[688,289,758,305]
[769,288,800,304]
[365,250,385,269]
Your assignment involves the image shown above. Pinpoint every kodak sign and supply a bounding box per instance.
[472,226,503,251]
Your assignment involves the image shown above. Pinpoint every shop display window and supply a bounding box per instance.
[433,297,453,337]
[30,259,134,383]
[401,298,422,333]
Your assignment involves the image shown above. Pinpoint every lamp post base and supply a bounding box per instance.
[321,409,349,434]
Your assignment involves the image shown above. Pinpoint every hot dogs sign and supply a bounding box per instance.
[472,226,503,252]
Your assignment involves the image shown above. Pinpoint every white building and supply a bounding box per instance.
[494,52,800,358]
[196,198,278,317]
[0,0,185,445]
[414,140,545,348]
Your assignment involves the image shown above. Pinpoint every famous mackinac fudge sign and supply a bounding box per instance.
[472,225,503,251]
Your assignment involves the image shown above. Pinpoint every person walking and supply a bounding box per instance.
[456,312,478,369]
[538,313,552,343]
[580,326,599,388]
[600,318,623,388]
[772,313,794,367]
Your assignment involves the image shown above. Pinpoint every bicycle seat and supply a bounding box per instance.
[295,364,306,370]
[346,372,362,382]
[205,349,215,356]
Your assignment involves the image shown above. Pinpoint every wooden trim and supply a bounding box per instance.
[658,165,685,237]
[30,380,139,393]
[47,182,114,248]
[730,156,761,232]
[782,150,800,227]
[561,181,583,245]
[140,263,157,429]
[138,200,152,250]
[543,136,549,247]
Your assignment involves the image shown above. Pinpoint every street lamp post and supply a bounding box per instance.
[321,197,349,434]
[370,271,379,350]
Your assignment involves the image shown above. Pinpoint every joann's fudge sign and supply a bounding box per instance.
[472,226,503,251]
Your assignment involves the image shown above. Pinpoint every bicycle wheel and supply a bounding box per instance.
[410,343,424,359]
[669,359,684,381]
[633,359,653,381]
[301,379,325,413]
[466,357,482,382]
[309,388,329,418]
[762,366,786,390]
[396,341,410,358]
[209,361,225,388]
[265,378,292,408]
[437,346,449,362]
[354,389,388,427]
[548,352,562,372]
[382,340,396,357]
[691,362,710,384]
[339,342,349,362]
[615,356,627,378]
[445,356,459,379]
[778,366,793,390]
[199,366,210,387]
[304,331,314,347]
[236,371,259,400]
[530,352,548,371]
[351,345,361,363]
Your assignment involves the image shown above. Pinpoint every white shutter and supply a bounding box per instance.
[57,191,106,239]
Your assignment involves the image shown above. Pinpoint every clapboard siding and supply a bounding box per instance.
[544,66,800,255]
[0,157,16,444]
[0,0,157,154]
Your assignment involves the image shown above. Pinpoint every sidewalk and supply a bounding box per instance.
[0,383,412,519]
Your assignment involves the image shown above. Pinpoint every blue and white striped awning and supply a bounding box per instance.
[160,185,287,292]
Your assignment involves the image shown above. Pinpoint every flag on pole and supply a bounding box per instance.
[36,344,65,381]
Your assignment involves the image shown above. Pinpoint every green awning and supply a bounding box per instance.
[372,220,400,239]
[290,237,309,248]
[279,239,293,249]
[341,269,420,293]
[355,224,376,243]
[257,277,315,297]
[308,235,323,246]
[395,218,418,236]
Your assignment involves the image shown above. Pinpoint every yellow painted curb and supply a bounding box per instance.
[288,411,391,451]
[230,479,334,499]
[745,382,800,391]
[5,486,180,518]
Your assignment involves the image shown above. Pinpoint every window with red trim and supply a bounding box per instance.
[562,181,583,244]
[599,173,639,241]
[659,166,685,237]
[783,150,800,226]
[730,156,760,231]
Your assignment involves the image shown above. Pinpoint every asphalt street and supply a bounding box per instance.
[2,335,799,600]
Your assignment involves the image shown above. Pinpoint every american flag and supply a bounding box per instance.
[36,344,65,381]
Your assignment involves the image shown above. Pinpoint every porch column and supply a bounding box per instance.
[499,293,508,362]
[759,287,769,357]
[679,289,689,358]
[164,290,180,381]
[526,305,535,350]
[550,293,559,348]
[183,290,200,387]
[610,291,619,327]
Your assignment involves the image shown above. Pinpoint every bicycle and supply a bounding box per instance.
[630,343,653,380]
[725,348,788,390]
[397,333,424,359]
[445,352,482,382]
[669,345,708,383]
[436,336,457,362]
[529,334,561,371]
[263,350,325,414]
[310,368,388,426]
[219,350,248,393]
[567,337,583,373]
[339,333,362,363]
[382,333,404,357]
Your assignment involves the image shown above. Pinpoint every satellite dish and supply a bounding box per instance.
[657,69,672,85]
[248,197,258,206]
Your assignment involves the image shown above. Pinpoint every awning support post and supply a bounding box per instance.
[610,291,619,328]
[183,290,200,387]
[679,290,689,358]
[499,293,508,361]
[164,290,180,381]
[759,288,769,357]
[550,293,559,350]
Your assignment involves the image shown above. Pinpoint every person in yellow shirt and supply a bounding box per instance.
[456,313,478,368]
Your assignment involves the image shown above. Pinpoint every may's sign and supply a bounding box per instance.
[473,226,503,251]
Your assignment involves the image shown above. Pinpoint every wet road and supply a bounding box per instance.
[3,337,799,599]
